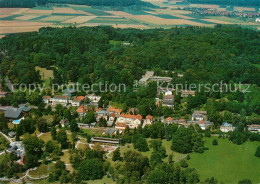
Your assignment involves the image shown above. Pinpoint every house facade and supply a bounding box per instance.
[162,95,174,108]
[143,115,153,127]
[220,122,234,132]
[96,110,109,121]
[76,106,87,117]
[52,95,69,106]
[0,91,8,98]
[181,90,195,97]
[192,110,207,121]
[71,96,85,107]
[248,124,260,133]
[116,114,142,129]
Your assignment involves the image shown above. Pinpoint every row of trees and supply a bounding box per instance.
[0,0,153,8]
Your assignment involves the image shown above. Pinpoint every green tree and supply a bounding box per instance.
[112,148,121,161]
[212,139,218,146]
[56,129,68,149]
[51,126,57,140]
[254,146,260,158]
[78,158,104,180]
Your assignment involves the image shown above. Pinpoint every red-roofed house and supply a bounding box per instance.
[115,122,127,131]
[116,113,143,129]
[42,96,51,104]
[143,115,154,127]
[108,106,122,116]
[71,96,85,106]
[109,113,116,122]
[165,117,174,124]
[76,106,87,117]
[0,91,8,98]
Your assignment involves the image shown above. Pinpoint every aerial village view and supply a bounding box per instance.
[0,0,260,184]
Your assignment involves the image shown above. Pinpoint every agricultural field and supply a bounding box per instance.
[188,137,260,183]
[0,1,259,37]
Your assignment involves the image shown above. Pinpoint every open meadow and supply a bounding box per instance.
[0,1,259,37]
[188,137,260,183]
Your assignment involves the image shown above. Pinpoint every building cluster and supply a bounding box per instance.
[43,89,101,107]
[187,7,260,18]
[139,71,172,86]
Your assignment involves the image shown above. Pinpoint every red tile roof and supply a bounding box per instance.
[110,113,116,118]
[0,92,8,95]
[165,117,174,122]
[43,96,51,99]
[119,113,143,121]
[146,115,153,120]
[77,106,87,113]
[108,106,122,114]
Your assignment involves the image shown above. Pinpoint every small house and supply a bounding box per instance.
[143,115,153,127]
[0,91,8,98]
[181,90,195,97]
[42,96,51,104]
[52,95,69,106]
[60,118,69,127]
[248,124,260,133]
[76,106,87,117]
[162,95,174,108]
[192,111,207,121]
[71,96,85,107]
[96,110,109,122]
[220,122,234,132]
[198,121,214,130]
[165,117,174,124]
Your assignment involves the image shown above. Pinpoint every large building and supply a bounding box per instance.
[115,113,142,129]
[139,71,172,85]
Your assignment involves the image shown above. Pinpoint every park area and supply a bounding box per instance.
[188,137,260,183]
[0,1,259,37]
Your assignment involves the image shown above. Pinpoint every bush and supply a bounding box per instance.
[254,146,260,158]
[212,139,218,146]
[180,159,188,168]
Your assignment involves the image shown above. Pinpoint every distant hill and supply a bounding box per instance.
[185,0,260,7]
[0,0,155,8]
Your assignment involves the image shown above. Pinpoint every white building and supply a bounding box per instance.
[143,115,153,127]
[192,110,207,121]
[115,114,142,129]
[220,122,235,132]
[248,124,260,133]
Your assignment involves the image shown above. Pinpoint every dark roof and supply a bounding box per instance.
[106,128,115,135]
[4,108,22,119]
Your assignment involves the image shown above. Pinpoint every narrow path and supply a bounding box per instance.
[0,131,13,143]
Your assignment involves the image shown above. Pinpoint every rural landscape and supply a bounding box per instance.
[0,0,260,184]
[0,0,260,38]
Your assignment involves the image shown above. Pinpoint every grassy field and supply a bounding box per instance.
[0,3,259,37]
[188,137,260,183]
[29,163,55,177]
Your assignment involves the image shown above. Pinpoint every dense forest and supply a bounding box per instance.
[0,25,259,122]
[0,25,259,86]
[0,0,153,8]
[186,0,260,6]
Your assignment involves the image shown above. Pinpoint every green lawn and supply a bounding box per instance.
[188,137,260,183]
[29,163,55,177]
[38,132,52,143]
[88,176,116,184]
